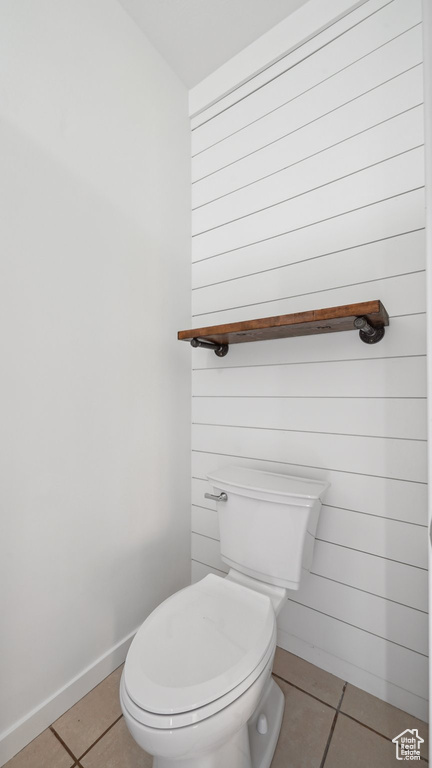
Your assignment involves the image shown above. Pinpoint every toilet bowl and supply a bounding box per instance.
[121,466,329,767]
[120,574,284,768]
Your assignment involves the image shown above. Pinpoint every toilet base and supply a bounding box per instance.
[153,677,284,768]
[248,677,285,768]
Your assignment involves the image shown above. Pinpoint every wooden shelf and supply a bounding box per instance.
[178,300,389,356]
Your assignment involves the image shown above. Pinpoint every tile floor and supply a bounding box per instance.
[5,647,429,768]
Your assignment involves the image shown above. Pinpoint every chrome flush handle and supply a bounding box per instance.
[204,492,228,502]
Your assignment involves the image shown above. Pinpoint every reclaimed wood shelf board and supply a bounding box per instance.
[178,301,389,356]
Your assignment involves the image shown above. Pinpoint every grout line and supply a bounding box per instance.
[192,186,424,263]
[77,714,123,761]
[49,727,79,764]
[272,672,338,711]
[319,713,339,766]
[340,709,428,758]
[320,682,347,768]
[337,682,348,711]
[192,146,424,237]
[273,665,429,763]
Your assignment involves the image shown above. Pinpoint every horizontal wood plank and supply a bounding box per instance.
[277,626,427,721]
[191,559,226,582]
[190,0,391,128]
[192,67,423,206]
[312,541,427,612]
[192,520,428,614]
[193,107,424,234]
[191,272,424,327]
[188,0,426,718]
[316,506,427,568]
[192,189,424,287]
[192,458,427,527]
[190,502,427,569]
[192,148,424,261]
[278,600,428,699]
[192,0,421,155]
[191,424,427,482]
[191,531,226,572]
[190,537,427,613]
[291,574,427,655]
[192,356,426,399]
[192,395,426,440]
[190,564,428,717]
[192,230,424,316]
[193,26,422,178]
[190,534,427,650]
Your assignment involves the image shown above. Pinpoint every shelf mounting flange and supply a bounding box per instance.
[354,316,385,344]
[190,337,229,357]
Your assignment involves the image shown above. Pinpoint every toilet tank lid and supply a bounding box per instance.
[207,465,329,500]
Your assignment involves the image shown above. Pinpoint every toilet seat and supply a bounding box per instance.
[122,574,276,729]
[120,631,276,730]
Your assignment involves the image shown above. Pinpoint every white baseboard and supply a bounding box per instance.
[277,628,428,723]
[0,628,138,767]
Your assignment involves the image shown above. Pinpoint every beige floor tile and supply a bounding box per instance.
[272,646,344,708]
[325,713,401,768]
[53,665,123,758]
[341,683,428,760]
[81,717,152,768]
[4,728,74,768]
[270,677,335,768]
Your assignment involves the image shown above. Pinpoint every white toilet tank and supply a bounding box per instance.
[207,466,329,590]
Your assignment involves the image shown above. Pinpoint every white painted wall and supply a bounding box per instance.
[0,1,191,763]
[189,0,427,720]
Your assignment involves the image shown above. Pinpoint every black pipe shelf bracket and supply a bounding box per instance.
[190,338,229,357]
[178,300,389,357]
[353,316,386,344]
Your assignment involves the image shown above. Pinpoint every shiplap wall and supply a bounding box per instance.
[189,0,427,720]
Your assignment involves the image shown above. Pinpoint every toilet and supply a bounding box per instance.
[120,465,329,768]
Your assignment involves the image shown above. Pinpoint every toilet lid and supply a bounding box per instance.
[123,575,275,715]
